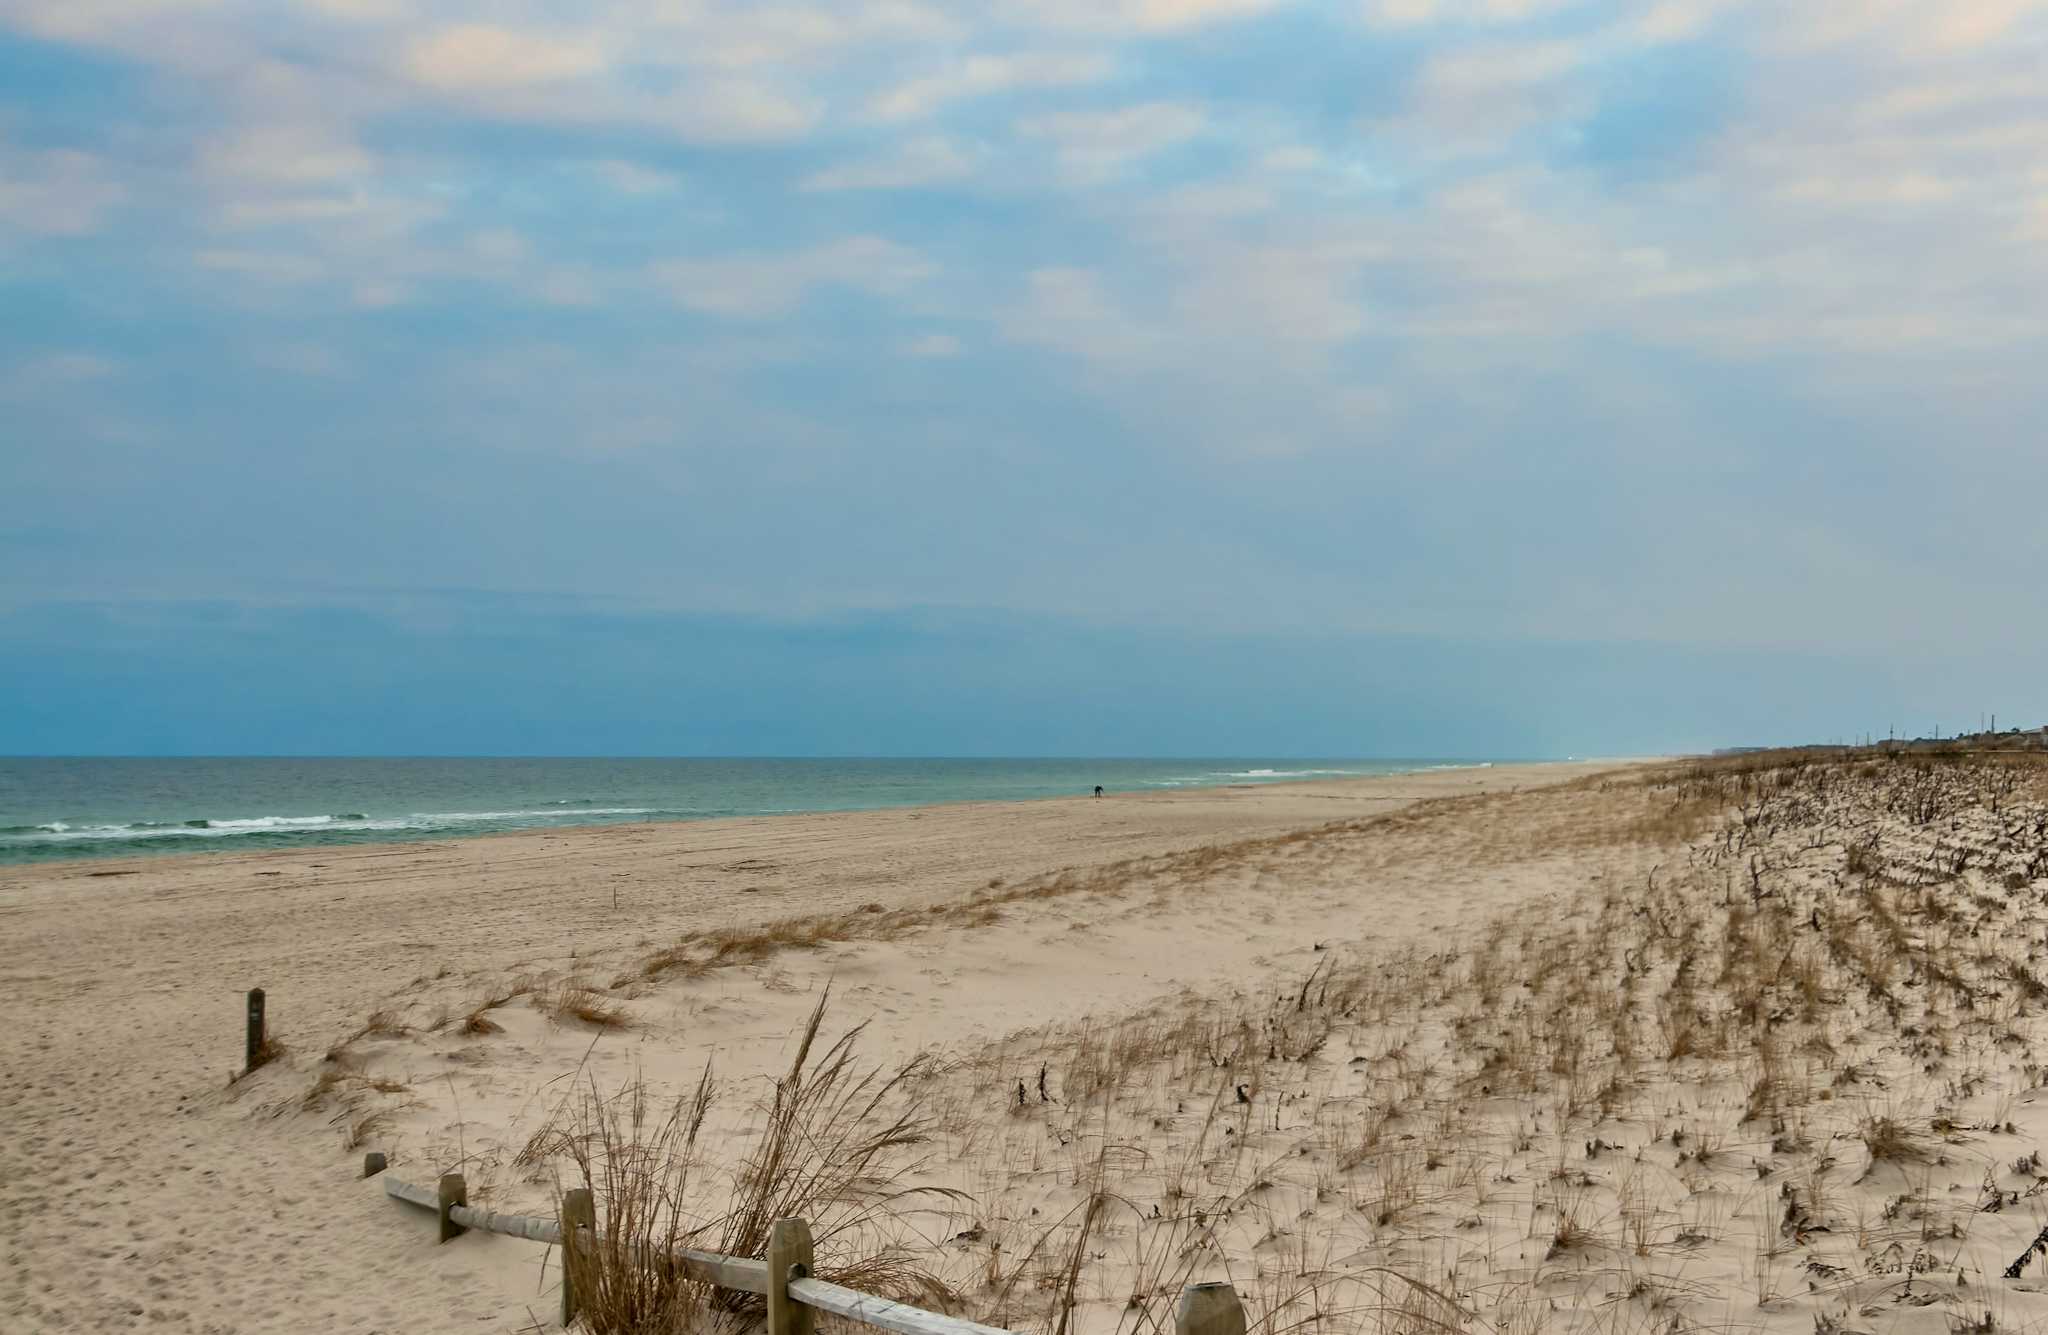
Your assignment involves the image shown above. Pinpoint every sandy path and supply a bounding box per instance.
[0,761,1632,1334]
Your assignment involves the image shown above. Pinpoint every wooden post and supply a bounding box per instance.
[362,1151,387,1179]
[559,1187,595,1328]
[1176,1283,1246,1335]
[437,1172,468,1243]
[765,1216,816,1335]
[245,987,267,1073]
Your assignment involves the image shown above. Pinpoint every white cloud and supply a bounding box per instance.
[591,159,681,195]
[401,25,606,92]
[0,352,118,400]
[248,341,348,376]
[535,268,602,307]
[0,147,125,236]
[1172,240,1377,342]
[802,136,976,191]
[352,279,413,308]
[1002,267,1160,363]
[200,125,372,185]
[904,332,962,357]
[193,248,327,283]
[653,236,934,318]
[1418,39,1586,95]
[868,52,1112,120]
[467,228,529,265]
[1630,0,1734,42]
[1019,0,1284,32]
[1921,0,2041,48]
[1262,145,1322,171]
[0,0,222,43]
[1365,0,1583,25]
[301,0,409,19]
[1019,102,1206,180]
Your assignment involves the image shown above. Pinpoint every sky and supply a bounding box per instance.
[2,0,2045,757]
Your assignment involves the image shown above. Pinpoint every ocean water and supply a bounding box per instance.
[0,757,1500,865]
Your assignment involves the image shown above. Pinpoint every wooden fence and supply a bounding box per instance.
[370,1155,1247,1335]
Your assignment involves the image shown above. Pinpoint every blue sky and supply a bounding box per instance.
[2,0,2044,756]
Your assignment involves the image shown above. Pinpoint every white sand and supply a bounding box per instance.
[21,755,2044,1335]
[0,763,1614,1333]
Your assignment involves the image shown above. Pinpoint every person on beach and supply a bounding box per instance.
[1094,785,1104,797]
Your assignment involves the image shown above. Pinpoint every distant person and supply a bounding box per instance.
[1094,785,1104,798]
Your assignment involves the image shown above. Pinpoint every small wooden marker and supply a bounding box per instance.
[765,1216,816,1335]
[437,1172,468,1243]
[362,1151,387,1179]
[244,987,267,1073]
[559,1187,595,1327]
[1176,1283,1246,1335]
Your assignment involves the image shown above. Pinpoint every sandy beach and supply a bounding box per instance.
[10,752,2048,1335]
[0,761,1606,1332]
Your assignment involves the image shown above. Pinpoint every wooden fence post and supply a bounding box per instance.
[765,1217,816,1335]
[559,1187,595,1328]
[1176,1283,1245,1335]
[245,988,266,1073]
[437,1173,468,1243]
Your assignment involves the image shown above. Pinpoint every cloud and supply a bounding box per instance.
[591,159,681,195]
[0,147,126,236]
[0,352,118,400]
[1416,38,1586,96]
[193,248,328,284]
[903,332,962,357]
[247,341,348,377]
[300,0,409,18]
[0,0,222,44]
[351,279,413,308]
[199,125,372,185]
[1020,0,1286,33]
[400,25,606,91]
[1001,267,1160,363]
[868,52,1113,120]
[1769,0,2048,54]
[802,136,977,191]
[1018,102,1207,180]
[1364,0,1584,26]
[653,237,934,318]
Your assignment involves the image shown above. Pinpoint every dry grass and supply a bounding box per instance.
[545,980,632,1030]
[540,992,962,1334]
[323,745,2048,1335]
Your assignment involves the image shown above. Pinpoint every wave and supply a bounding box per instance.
[1217,768,1362,779]
[0,807,661,847]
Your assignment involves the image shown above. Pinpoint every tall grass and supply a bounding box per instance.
[543,991,961,1335]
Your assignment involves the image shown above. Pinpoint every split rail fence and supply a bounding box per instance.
[369,1154,1248,1335]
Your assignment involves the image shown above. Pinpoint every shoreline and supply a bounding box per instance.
[0,755,1621,882]
[3,755,1647,1332]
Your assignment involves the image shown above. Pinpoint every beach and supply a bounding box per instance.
[0,761,1602,1332]
[9,752,2048,1335]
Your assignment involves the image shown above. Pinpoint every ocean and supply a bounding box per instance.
[0,756,1502,865]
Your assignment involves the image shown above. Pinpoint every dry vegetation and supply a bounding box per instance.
[527,992,964,1335]
[310,750,2048,1335]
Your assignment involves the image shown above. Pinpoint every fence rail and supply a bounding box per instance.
[371,1157,1243,1335]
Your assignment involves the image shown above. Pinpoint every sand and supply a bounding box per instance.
[0,762,1616,1333]
[11,754,2046,1335]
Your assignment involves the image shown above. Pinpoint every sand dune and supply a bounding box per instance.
[2,762,1611,1333]
[21,753,2046,1335]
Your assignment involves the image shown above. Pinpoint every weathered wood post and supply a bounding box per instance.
[559,1187,595,1328]
[765,1216,816,1335]
[362,1151,387,1179]
[245,987,267,1073]
[437,1172,468,1243]
[1176,1283,1246,1335]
